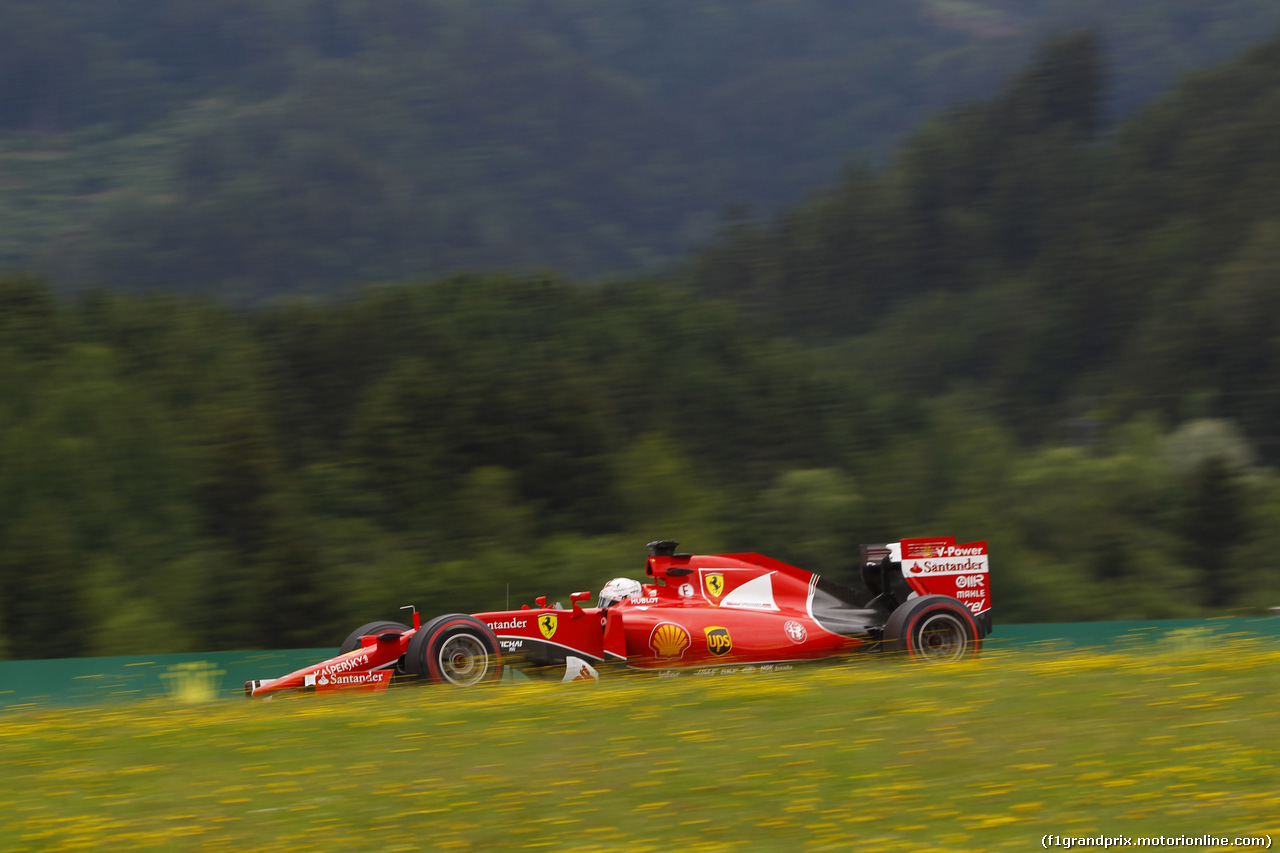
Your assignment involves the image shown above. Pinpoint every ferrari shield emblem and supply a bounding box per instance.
[538,613,558,639]
[704,573,726,599]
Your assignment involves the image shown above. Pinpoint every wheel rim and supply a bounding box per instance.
[436,633,490,685]
[913,612,969,662]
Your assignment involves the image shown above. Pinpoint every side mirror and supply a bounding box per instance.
[535,595,547,608]
[570,590,591,617]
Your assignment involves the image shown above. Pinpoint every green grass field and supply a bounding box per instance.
[2,642,1278,851]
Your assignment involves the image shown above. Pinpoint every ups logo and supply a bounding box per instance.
[704,626,732,657]
[538,613,558,639]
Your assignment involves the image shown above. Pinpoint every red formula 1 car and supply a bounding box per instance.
[245,537,991,697]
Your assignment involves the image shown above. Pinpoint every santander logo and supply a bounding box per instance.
[901,538,987,575]
[908,557,986,575]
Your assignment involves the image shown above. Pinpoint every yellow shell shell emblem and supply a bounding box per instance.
[649,622,691,659]
[704,573,726,599]
[538,613,558,639]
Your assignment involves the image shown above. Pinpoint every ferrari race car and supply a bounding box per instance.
[245,536,991,698]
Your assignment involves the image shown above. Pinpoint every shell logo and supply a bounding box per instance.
[649,622,691,659]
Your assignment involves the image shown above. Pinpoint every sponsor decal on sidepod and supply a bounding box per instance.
[650,623,691,659]
[704,626,733,656]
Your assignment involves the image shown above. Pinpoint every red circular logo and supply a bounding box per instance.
[784,621,808,644]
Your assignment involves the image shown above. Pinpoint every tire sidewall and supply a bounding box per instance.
[406,614,503,686]
[883,595,980,661]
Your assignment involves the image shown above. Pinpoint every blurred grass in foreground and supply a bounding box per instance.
[1,644,1278,851]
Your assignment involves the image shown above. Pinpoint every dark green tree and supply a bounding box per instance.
[1182,456,1248,608]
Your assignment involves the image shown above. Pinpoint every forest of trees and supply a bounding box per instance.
[3,270,1277,660]
[3,10,1280,658]
[693,30,1280,444]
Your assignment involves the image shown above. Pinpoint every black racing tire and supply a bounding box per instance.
[405,614,504,686]
[882,595,980,662]
[339,621,411,655]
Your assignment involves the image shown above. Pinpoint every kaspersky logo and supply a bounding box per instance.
[704,573,725,598]
[539,613,558,640]
[704,626,732,656]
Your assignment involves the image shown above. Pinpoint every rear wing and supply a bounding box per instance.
[863,537,991,637]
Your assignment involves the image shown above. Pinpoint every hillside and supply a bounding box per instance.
[693,29,1280,447]
[5,18,1280,658]
[2,0,1280,294]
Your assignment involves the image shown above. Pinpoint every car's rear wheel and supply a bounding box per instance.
[338,620,411,655]
[406,615,504,686]
[882,595,980,662]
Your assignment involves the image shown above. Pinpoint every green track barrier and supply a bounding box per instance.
[2,616,1277,707]
[985,616,1280,649]
[0,648,335,708]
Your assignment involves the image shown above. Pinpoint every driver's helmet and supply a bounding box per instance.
[598,577,642,609]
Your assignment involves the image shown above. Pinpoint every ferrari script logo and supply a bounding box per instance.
[704,626,732,656]
[704,573,725,598]
[539,613,558,639]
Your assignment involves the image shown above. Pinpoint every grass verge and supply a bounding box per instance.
[1,642,1278,851]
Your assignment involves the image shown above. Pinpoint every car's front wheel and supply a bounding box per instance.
[338,620,411,655]
[882,595,980,662]
[405,615,504,686]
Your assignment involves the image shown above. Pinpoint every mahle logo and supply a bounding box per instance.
[539,613,558,639]
[704,573,725,598]
[704,626,732,657]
